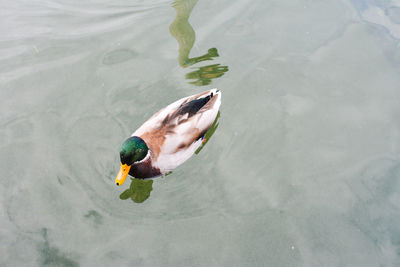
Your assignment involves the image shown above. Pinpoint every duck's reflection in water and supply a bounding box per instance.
[120,178,153,203]
[170,0,228,85]
[196,111,220,154]
[186,64,229,86]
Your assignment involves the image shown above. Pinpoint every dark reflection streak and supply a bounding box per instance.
[169,0,228,85]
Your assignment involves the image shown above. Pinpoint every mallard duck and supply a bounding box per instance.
[115,89,221,186]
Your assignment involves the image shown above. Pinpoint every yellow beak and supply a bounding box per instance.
[115,164,131,186]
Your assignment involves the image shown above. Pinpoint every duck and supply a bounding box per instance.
[115,88,221,186]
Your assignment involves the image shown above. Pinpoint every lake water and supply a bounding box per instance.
[2,0,400,266]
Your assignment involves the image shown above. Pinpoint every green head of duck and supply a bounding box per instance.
[115,136,149,186]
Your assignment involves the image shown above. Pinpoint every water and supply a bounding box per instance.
[1,0,400,266]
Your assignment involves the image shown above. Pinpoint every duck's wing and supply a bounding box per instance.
[133,89,213,136]
[134,89,221,173]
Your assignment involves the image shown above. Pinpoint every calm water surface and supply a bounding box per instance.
[2,0,400,266]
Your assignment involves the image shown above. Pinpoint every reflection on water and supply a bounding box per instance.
[120,178,153,203]
[186,64,229,86]
[195,111,220,154]
[170,0,228,85]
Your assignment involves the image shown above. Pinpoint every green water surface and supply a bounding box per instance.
[1,0,400,266]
